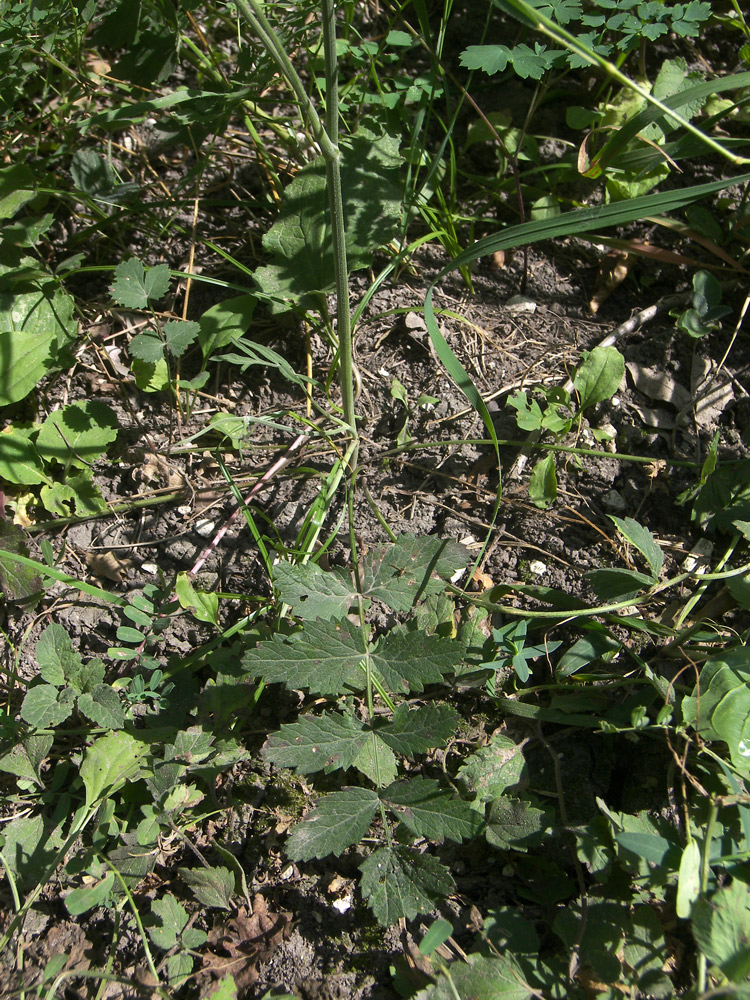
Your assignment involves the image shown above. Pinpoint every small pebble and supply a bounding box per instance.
[506,295,537,314]
[602,489,626,513]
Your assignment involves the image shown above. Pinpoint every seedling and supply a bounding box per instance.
[509,345,625,506]
[674,269,732,338]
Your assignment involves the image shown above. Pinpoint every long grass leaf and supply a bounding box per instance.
[434,171,750,273]
[590,72,750,177]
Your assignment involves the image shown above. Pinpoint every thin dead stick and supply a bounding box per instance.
[120,429,314,665]
[188,429,311,578]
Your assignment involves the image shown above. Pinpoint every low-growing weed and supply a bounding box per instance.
[3,0,750,995]
[509,344,625,506]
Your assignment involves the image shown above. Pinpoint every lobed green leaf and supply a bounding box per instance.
[262,713,368,774]
[382,777,484,842]
[360,845,453,925]
[286,787,380,860]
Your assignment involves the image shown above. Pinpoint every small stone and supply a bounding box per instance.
[529,560,547,576]
[506,295,537,314]
[602,489,627,513]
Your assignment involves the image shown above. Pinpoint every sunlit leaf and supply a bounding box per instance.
[360,845,453,925]
[287,787,379,860]
[110,257,170,308]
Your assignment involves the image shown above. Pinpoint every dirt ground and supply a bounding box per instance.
[3,9,750,995]
[5,226,749,997]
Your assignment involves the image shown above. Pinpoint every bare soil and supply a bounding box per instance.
[3,13,750,996]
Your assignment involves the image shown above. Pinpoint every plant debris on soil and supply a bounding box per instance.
[2,1,750,998]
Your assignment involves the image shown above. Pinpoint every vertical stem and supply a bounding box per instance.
[321,0,358,467]
[233,0,359,469]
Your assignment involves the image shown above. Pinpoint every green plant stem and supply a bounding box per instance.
[381,437,704,468]
[471,556,750,620]
[321,0,358,464]
[362,481,398,542]
[24,489,190,534]
[696,798,720,995]
[500,0,749,168]
[673,534,740,630]
[232,0,333,159]
[106,862,168,995]
[232,0,358,464]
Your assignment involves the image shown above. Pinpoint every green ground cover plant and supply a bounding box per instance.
[2,0,750,996]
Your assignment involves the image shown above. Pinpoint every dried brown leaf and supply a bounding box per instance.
[589,250,632,314]
[200,894,292,992]
[85,550,132,583]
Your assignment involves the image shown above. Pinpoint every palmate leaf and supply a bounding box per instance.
[376,703,459,756]
[457,733,528,804]
[0,812,63,891]
[486,796,552,851]
[382,777,484,842]
[272,560,357,620]
[242,618,462,696]
[286,787,380,860]
[262,712,368,774]
[273,533,468,619]
[352,737,398,788]
[360,534,468,613]
[241,617,366,695]
[128,330,164,363]
[110,257,170,309]
[163,320,200,357]
[264,705,458,778]
[360,845,454,926]
[149,894,189,949]
[374,626,464,694]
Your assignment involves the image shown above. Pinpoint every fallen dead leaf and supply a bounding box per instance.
[85,550,132,584]
[589,250,632,314]
[691,356,735,429]
[137,452,187,491]
[645,459,668,481]
[199,894,293,992]
[626,361,692,410]
[472,568,494,592]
